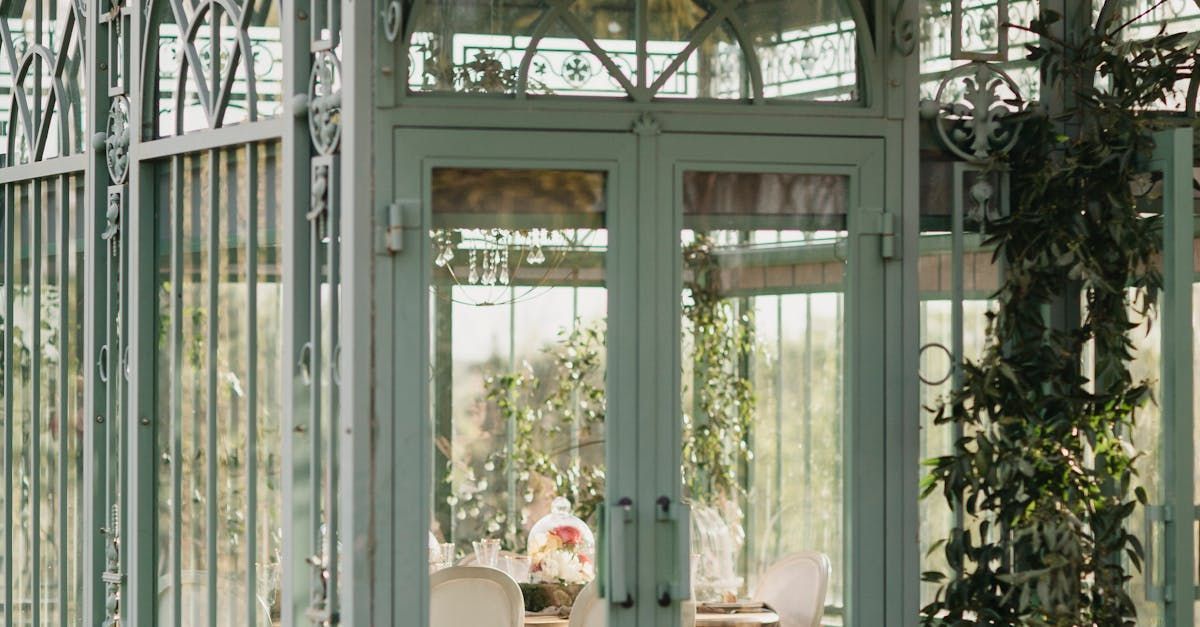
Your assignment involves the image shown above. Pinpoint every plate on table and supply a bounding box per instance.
[698,601,765,613]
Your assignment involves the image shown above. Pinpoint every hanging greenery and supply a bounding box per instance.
[920,7,1197,625]
[477,322,607,550]
[457,233,757,548]
[682,233,755,504]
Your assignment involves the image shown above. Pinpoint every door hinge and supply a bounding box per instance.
[382,199,420,254]
[862,210,899,260]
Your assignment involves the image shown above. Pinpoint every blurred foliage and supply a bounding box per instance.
[920,6,1198,625]
[682,233,755,504]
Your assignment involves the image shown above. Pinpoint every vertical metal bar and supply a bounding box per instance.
[326,156,341,619]
[57,173,69,627]
[119,182,131,626]
[206,148,220,627]
[1157,128,1195,627]
[170,155,184,627]
[432,287,453,536]
[950,165,967,542]
[506,290,516,540]
[84,0,111,617]
[309,192,323,577]
[802,291,813,533]
[245,142,259,627]
[281,0,315,611]
[3,180,14,627]
[31,177,42,627]
[772,291,782,557]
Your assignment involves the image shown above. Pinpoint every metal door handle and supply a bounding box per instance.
[607,497,634,608]
[656,496,691,607]
[1145,504,1170,603]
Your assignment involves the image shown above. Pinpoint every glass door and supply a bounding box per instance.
[392,128,641,627]
[650,134,892,626]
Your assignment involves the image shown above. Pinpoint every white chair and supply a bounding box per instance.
[568,581,605,627]
[430,566,523,627]
[753,551,831,627]
[569,581,696,627]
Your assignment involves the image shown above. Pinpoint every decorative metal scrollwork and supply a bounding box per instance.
[919,61,1027,163]
[919,343,955,386]
[102,188,123,256]
[632,112,660,137]
[3,0,87,163]
[308,51,342,156]
[105,97,131,184]
[100,505,123,627]
[382,0,403,43]
[308,162,332,238]
[893,0,917,57]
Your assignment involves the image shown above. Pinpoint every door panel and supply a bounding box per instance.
[393,129,639,627]
[654,134,890,626]
[395,129,892,626]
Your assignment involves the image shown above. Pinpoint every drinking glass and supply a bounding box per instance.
[439,543,457,570]
[504,554,531,583]
[474,538,501,568]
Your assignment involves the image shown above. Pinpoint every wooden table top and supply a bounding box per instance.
[694,610,780,626]
[523,608,781,626]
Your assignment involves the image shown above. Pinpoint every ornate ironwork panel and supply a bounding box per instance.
[404,0,872,102]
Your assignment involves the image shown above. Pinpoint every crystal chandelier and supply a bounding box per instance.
[431,228,551,287]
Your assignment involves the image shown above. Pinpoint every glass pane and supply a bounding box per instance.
[0,0,88,162]
[11,182,34,624]
[919,0,1040,101]
[147,0,283,137]
[0,176,84,625]
[410,1,637,97]
[428,168,607,624]
[155,143,284,626]
[652,0,860,101]
[680,171,847,619]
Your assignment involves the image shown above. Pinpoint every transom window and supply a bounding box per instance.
[405,0,870,102]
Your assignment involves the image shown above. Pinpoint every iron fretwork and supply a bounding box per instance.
[302,0,342,621]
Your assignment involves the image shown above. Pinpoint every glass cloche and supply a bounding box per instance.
[526,497,596,585]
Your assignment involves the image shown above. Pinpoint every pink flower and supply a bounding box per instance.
[550,525,581,546]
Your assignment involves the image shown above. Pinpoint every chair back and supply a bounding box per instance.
[430,566,524,627]
[754,551,831,627]
[568,581,605,627]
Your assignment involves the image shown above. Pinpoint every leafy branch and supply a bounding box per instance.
[921,9,1196,626]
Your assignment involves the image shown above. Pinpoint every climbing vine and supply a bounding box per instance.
[682,233,755,504]
[451,233,758,549]
[921,7,1197,625]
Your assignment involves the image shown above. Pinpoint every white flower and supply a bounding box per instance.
[532,549,593,585]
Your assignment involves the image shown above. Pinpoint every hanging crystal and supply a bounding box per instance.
[528,228,546,265]
[499,246,510,285]
[441,230,455,266]
[468,249,479,284]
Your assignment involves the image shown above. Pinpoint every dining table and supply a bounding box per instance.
[522,607,781,626]
[694,608,781,626]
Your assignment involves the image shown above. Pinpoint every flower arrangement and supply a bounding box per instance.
[527,497,595,586]
[529,525,593,585]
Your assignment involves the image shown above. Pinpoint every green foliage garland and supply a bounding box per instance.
[682,233,755,504]
[920,8,1197,626]
[483,322,608,549]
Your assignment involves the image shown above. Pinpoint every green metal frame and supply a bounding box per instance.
[1147,127,1196,626]
[380,118,907,626]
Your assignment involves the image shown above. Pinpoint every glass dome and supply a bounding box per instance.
[526,497,596,585]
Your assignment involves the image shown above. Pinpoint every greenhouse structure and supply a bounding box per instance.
[0,0,1197,625]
